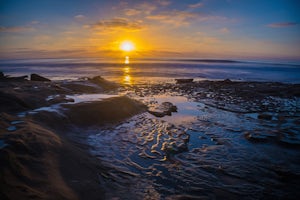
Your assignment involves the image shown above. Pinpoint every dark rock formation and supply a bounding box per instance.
[175,78,194,84]
[148,101,177,117]
[88,76,118,90]
[258,113,272,120]
[63,96,147,126]
[30,74,51,82]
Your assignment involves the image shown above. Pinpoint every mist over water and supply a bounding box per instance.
[1,58,300,83]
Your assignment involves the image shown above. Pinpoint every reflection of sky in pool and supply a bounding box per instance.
[87,94,300,199]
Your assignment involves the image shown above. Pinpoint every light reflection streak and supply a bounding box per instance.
[123,56,132,85]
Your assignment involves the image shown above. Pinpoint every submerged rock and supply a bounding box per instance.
[244,132,274,142]
[30,73,51,82]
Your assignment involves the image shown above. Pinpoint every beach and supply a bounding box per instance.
[1,71,300,199]
[2,0,300,198]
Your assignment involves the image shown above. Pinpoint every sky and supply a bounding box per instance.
[0,0,300,61]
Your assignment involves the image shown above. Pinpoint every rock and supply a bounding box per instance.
[161,140,188,157]
[0,72,28,81]
[258,113,272,120]
[162,102,178,112]
[175,78,194,84]
[88,76,118,90]
[245,132,269,142]
[223,78,232,83]
[30,74,51,82]
[47,95,74,105]
[148,110,166,117]
[63,96,147,126]
[148,101,177,117]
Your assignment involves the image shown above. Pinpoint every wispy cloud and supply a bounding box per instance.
[31,21,40,25]
[74,14,86,21]
[220,27,230,33]
[188,2,204,8]
[147,10,200,26]
[0,26,35,33]
[157,0,171,6]
[135,2,157,15]
[267,22,298,28]
[124,9,142,16]
[147,10,230,27]
[87,18,144,32]
[123,1,170,16]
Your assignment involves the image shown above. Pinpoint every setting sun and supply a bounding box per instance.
[120,41,135,52]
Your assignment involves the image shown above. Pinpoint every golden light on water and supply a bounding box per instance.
[123,67,132,85]
[125,56,129,64]
[120,40,134,85]
[123,58,132,85]
[124,66,130,73]
[123,74,131,84]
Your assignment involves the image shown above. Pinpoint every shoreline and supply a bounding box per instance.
[1,74,300,199]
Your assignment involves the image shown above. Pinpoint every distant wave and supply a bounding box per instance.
[171,59,242,63]
[1,57,299,67]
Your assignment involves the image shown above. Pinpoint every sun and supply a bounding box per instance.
[120,41,135,52]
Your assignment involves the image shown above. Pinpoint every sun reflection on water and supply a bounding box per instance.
[124,67,130,73]
[123,56,132,85]
[125,56,129,64]
[123,74,131,84]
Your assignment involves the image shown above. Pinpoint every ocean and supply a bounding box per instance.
[1,58,300,83]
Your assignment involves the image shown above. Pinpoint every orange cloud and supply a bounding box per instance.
[88,18,144,32]
[124,9,141,16]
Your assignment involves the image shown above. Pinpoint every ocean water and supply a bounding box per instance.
[1,58,300,83]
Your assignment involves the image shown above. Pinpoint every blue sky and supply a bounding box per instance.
[0,0,299,61]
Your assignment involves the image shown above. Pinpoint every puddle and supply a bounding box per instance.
[19,93,119,116]
[10,120,24,125]
[7,126,17,131]
[0,140,8,149]
[85,94,300,199]
[66,94,118,104]
[143,95,204,125]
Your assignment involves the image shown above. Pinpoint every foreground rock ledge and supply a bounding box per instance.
[63,96,147,126]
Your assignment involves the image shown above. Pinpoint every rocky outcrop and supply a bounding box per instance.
[63,96,147,126]
[148,101,177,117]
[88,76,118,91]
[30,74,51,82]
[175,78,194,84]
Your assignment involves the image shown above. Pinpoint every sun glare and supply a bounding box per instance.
[120,41,134,52]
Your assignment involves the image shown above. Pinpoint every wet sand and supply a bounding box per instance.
[1,75,300,199]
